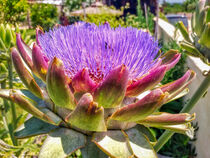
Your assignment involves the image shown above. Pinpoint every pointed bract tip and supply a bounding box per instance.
[72,68,97,93]
[93,64,129,108]
[32,43,49,81]
[52,57,62,67]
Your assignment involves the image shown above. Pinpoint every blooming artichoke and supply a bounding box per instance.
[178,0,210,65]
[0,23,196,158]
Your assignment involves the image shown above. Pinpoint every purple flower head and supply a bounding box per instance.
[5,23,196,150]
[38,23,160,82]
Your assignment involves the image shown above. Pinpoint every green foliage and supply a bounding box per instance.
[81,14,125,28]
[158,128,197,158]
[183,0,199,12]
[80,9,154,32]
[65,0,87,12]
[163,0,198,14]
[126,1,154,32]
[163,3,185,14]
[125,12,154,32]
[30,4,58,31]
[0,0,28,24]
[0,133,45,157]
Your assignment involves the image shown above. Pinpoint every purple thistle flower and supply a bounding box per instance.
[0,23,197,157]
[38,23,160,82]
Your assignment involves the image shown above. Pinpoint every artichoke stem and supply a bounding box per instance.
[154,72,210,152]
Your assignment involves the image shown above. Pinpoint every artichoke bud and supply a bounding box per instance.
[46,57,76,110]
[0,23,197,157]
[199,22,210,48]
[93,65,129,108]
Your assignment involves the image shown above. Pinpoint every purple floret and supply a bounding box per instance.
[39,22,160,82]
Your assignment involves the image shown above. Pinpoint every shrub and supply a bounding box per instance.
[30,3,58,31]
[163,3,185,14]
[125,13,154,32]
[183,0,198,12]
[65,0,87,12]
[80,14,125,28]
[126,3,154,32]
[0,0,29,24]
[79,8,154,32]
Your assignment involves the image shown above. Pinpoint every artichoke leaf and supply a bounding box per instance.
[14,116,57,139]
[124,128,157,158]
[81,136,107,158]
[39,128,86,158]
[92,130,133,158]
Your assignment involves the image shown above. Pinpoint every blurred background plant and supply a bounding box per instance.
[162,3,185,14]
[162,0,199,14]
[0,0,29,25]
[65,0,87,12]
[178,0,210,65]
[80,14,125,28]
[125,7,154,32]
[30,3,58,31]
[0,23,35,157]
[183,0,199,12]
